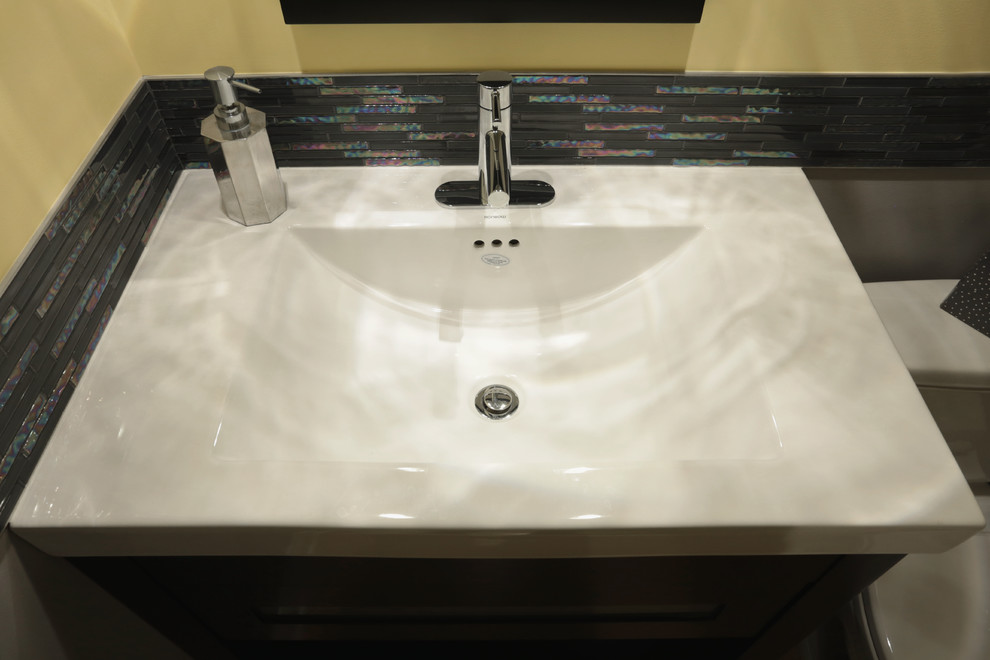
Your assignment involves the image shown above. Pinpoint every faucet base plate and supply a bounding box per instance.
[435,180,555,208]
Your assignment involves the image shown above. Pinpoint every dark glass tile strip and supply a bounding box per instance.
[0,307,17,338]
[0,341,39,414]
[148,73,990,169]
[0,82,182,525]
[0,394,46,482]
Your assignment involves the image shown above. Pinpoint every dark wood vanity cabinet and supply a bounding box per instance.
[72,553,901,659]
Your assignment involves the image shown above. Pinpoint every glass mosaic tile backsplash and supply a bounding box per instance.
[150,73,990,169]
[0,83,181,522]
[0,71,988,525]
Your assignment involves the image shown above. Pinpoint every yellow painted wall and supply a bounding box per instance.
[116,0,990,76]
[0,1,140,283]
[4,0,990,282]
[689,0,990,73]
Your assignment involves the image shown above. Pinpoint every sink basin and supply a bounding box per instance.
[290,222,701,321]
[213,204,782,464]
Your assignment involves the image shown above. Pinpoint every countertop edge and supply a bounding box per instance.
[12,522,982,559]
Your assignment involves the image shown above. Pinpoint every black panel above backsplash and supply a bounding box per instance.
[278,0,707,24]
[150,73,990,169]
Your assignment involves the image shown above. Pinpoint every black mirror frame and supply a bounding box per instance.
[279,1,706,24]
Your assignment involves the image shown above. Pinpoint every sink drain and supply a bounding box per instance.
[475,385,519,420]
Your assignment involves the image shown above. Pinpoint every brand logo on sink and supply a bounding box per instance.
[481,254,510,267]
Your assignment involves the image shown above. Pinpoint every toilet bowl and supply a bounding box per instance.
[855,280,990,660]
[858,495,990,660]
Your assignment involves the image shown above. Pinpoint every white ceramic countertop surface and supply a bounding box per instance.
[10,166,984,558]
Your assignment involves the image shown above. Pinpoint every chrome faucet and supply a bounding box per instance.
[436,71,555,208]
[479,71,512,207]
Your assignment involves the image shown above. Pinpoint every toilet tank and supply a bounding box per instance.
[866,280,990,483]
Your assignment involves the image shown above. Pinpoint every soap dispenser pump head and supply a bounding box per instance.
[203,66,262,137]
[204,66,260,107]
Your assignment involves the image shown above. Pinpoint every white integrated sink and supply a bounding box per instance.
[290,222,701,317]
[214,209,779,464]
[10,165,983,559]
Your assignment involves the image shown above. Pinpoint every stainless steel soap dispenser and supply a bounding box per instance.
[200,66,286,226]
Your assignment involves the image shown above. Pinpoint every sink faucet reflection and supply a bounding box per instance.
[435,71,555,209]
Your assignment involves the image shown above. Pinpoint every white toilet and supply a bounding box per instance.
[852,280,990,660]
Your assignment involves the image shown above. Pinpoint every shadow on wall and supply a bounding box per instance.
[107,0,990,78]
[685,0,986,72]
[110,0,299,74]
[110,0,695,74]
[288,22,696,73]
[806,168,990,282]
